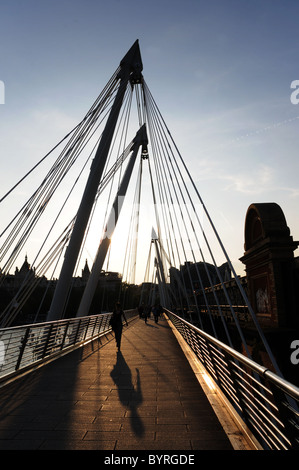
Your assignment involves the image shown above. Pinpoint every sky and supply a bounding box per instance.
[1,0,299,285]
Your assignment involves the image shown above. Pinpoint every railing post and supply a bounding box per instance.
[41,324,53,359]
[91,317,98,338]
[83,318,89,340]
[73,319,82,344]
[15,327,30,371]
[60,321,70,351]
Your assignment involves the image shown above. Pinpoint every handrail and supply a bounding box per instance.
[165,309,299,450]
[0,310,137,384]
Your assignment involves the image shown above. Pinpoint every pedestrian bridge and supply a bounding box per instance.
[0,310,298,451]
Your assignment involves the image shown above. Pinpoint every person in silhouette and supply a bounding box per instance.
[153,305,159,323]
[144,305,150,323]
[157,304,164,319]
[110,302,128,351]
[137,303,144,319]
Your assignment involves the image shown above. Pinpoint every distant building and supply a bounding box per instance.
[169,260,231,297]
[14,254,35,283]
[0,255,122,323]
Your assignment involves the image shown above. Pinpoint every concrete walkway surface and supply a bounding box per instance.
[0,315,236,450]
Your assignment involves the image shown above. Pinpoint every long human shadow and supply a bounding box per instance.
[110,351,144,437]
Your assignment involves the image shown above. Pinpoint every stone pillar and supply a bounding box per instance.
[240,203,298,329]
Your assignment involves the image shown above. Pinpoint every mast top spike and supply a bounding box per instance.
[120,40,143,75]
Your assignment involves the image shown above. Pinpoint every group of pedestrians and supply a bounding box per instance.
[137,303,163,324]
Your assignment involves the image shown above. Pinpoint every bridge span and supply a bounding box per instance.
[0,312,257,451]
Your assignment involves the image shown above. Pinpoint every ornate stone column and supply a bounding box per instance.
[240,203,298,329]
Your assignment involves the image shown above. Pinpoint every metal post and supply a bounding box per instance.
[77,125,148,317]
[60,321,70,351]
[41,324,53,360]
[47,41,143,321]
[153,238,169,307]
[15,327,30,371]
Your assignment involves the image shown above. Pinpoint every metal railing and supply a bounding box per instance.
[165,309,299,450]
[0,310,137,383]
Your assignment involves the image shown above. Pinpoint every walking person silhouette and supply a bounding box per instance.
[110,302,128,351]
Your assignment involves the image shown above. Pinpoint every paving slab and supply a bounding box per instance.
[0,315,234,451]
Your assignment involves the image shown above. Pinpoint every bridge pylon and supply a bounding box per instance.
[76,125,148,317]
[47,41,143,321]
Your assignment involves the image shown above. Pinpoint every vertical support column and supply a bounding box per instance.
[47,41,142,321]
[153,239,169,307]
[77,125,148,317]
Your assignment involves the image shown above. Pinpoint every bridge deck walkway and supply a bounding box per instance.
[0,315,247,451]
